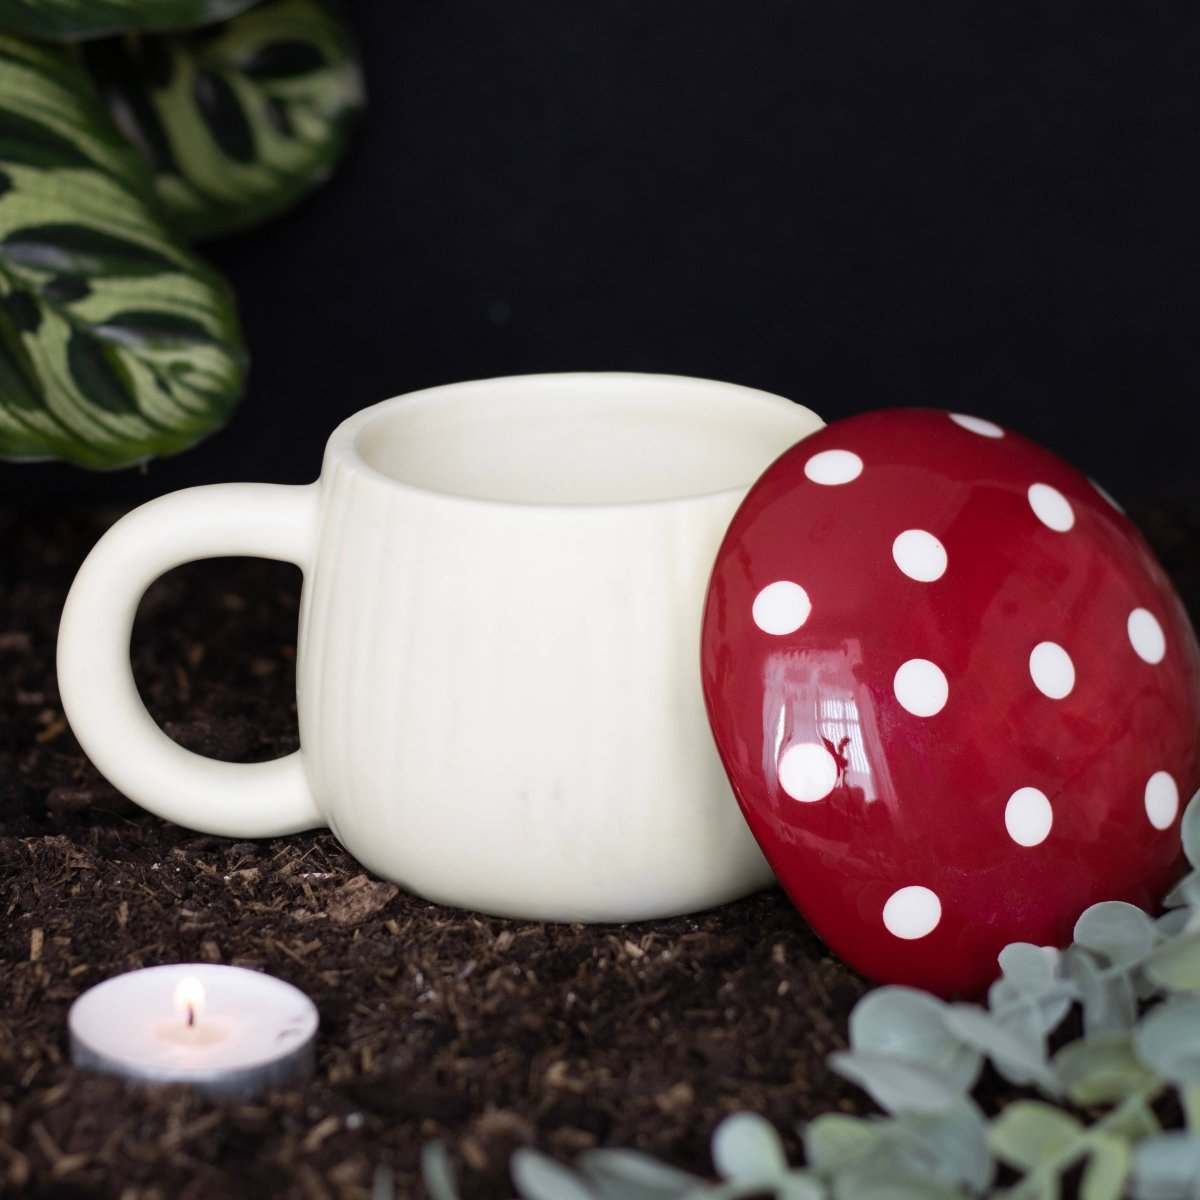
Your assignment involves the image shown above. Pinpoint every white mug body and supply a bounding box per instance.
[58,373,823,921]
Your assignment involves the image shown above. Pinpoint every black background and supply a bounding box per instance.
[7,0,1200,505]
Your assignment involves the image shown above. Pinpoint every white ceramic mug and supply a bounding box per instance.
[58,373,822,921]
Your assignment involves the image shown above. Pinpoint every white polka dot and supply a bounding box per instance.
[1090,478,1125,514]
[1128,608,1166,665]
[1028,483,1075,532]
[892,529,947,582]
[883,886,942,940]
[893,659,948,717]
[804,449,863,486]
[1005,787,1053,847]
[1029,642,1074,699]
[1146,771,1179,830]
[778,742,839,802]
[752,581,812,635]
[949,413,1005,438]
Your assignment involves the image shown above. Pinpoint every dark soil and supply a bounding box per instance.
[1,502,1198,1200]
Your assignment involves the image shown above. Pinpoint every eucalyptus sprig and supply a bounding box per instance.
[413,789,1200,1200]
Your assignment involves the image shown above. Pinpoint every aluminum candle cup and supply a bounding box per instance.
[68,963,318,1099]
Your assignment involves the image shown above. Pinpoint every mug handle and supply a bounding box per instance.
[57,483,324,838]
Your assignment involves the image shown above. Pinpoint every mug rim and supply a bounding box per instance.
[324,370,821,512]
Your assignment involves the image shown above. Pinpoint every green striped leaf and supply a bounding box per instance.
[83,0,363,241]
[0,0,260,43]
[0,32,245,467]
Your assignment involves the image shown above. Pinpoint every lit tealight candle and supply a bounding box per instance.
[69,964,318,1099]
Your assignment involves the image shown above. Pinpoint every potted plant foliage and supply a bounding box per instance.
[0,0,363,468]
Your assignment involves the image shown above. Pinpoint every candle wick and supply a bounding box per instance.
[186,1004,196,1028]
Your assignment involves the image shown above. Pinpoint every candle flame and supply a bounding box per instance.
[174,976,206,1027]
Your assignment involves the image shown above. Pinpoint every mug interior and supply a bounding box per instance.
[349,373,816,505]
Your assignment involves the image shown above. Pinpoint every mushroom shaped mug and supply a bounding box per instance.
[702,408,1200,997]
[57,373,823,923]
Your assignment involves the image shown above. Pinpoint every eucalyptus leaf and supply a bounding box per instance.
[1066,946,1139,1035]
[783,1180,828,1200]
[1182,791,1200,871]
[511,1148,599,1200]
[1074,902,1159,969]
[988,1100,1084,1171]
[1052,1033,1157,1106]
[830,1171,973,1200]
[697,1177,823,1200]
[371,1164,395,1200]
[803,1114,884,1174]
[577,1148,705,1200]
[994,998,1058,1070]
[989,945,1073,1037]
[83,0,364,241]
[711,1113,788,1185]
[1134,996,1200,1085]
[827,1051,969,1115]
[1157,907,1192,937]
[0,32,244,466]
[1146,930,1200,993]
[1001,1176,1060,1200]
[1130,1133,1200,1200]
[870,1105,993,1193]
[1161,870,1200,913]
[420,1143,462,1200]
[847,987,982,1092]
[942,1005,1059,1093]
[1104,1096,1163,1143]
[1081,1135,1132,1200]
[0,0,259,41]
[996,943,1061,994]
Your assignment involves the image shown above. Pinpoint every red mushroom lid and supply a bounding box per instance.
[701,408,1200,997]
